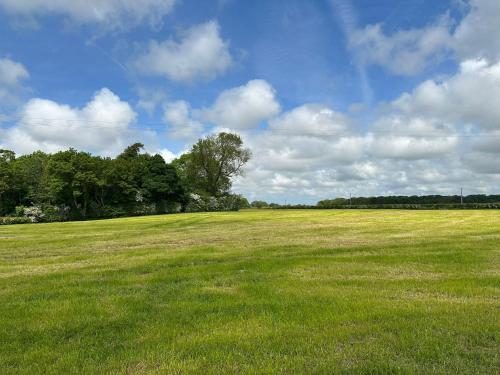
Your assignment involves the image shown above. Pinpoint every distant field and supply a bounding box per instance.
[0,210,498,374]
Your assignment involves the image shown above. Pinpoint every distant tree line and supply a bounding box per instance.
[317,195,500,207]
[248,195,500,210]
[0,132,251,223]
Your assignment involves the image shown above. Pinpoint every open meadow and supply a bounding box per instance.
[0,209,499,374]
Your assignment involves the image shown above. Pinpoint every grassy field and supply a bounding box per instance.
[0,209,498,374]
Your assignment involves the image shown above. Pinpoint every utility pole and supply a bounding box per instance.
[349,192,352,207]
[460,187,463,205]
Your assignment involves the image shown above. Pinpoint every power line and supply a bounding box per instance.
[1,118,500,138]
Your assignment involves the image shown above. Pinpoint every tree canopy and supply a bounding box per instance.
[0,132,251,221]
[173,132,251,197]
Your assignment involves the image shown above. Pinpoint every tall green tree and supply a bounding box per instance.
[46,149,101,217]
[177,132,251,196]
[12,151,50,205]
[0,150,16,215]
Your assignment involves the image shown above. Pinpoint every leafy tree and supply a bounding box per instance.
[142,154,187,209]
[0,134,250,221]
[251,200,269,208]
[45,149,101,217]
[0,150,15,215]
[179,132,251,196]
[12,151,50,205]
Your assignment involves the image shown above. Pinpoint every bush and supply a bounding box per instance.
[185,193,207,213]
[185,193,249,212]
[218,195,249,211]
[22,206,45,222]
[251,200,269,208]
[165,201,182,213]
[42,205,71,222]
[0,216,31,225]
[15,204,70,222]
[133,203,157,216]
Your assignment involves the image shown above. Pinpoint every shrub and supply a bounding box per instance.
[251,200,269,208]
[42,205,71,222]
[185,193,248,212]
[185,193,207,213]
[14,204,71,222]
[0,216,31,225]
[165,201,182,213]
[22,206,45,223]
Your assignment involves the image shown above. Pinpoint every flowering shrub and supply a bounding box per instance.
[185,193,249,212]
[185,193,206,212]
[14,204,70,223]
[22,206,45,222]
[0,216,31,225]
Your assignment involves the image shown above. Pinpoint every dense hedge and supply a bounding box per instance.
[272,202,500,210]
[0,217,32,225]
[317,195,500,207]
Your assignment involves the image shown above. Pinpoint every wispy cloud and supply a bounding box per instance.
[329,0,373,105]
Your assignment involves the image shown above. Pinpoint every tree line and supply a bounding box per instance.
[0,132,251,223]
[317,195,500,207]
[249,195,500,210]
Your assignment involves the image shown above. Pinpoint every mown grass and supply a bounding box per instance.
[0,209,498,374]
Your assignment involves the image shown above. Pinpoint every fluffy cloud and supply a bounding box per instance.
[368,134,458,160]
[367,116,458,160]
[394,59,500,129]
[350,17,452,75]
[200,79,280,129]
[1,88,140,155]
[135,21,232,82]
[163,100,204,140]
[232,56,500,201]
[0,57,29,107]
[0,57,29,86]
[0,0,176,30]
[453,0,500,61]
[269,104,351,136]
[350,0,500,75]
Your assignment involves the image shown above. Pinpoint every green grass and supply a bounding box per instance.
[0,209,499,374]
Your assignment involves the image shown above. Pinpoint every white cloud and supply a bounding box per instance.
[394,59,500,129]
[135,21,232,82]
[368,134,458,160]
[200,79,280,129]
[366,115,458,160]
[232,55,500,201]
[453,0,500,61]
[0,57,29,86]
[350,17,452,75]
[463,152,500,174]
[0,57,29,107]
[136,87,167,116]
[269,104,351,136]
[163,100,204,140]
[349,0,500,75]
[0,88,141,155]
[0,0,176,31]
[158,148,177,163]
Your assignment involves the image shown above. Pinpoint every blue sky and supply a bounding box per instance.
[1,0,500,203]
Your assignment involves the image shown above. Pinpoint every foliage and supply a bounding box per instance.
[173,132,251,197]
[0,144,187,220]
[317,194,500,207]
[251,200,269,208]
[185,193,249,212]
[21,205,45,222]
[0,133,251,223]
[0,216,31,225]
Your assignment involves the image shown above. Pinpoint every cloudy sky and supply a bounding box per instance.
[1,0,500,203]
